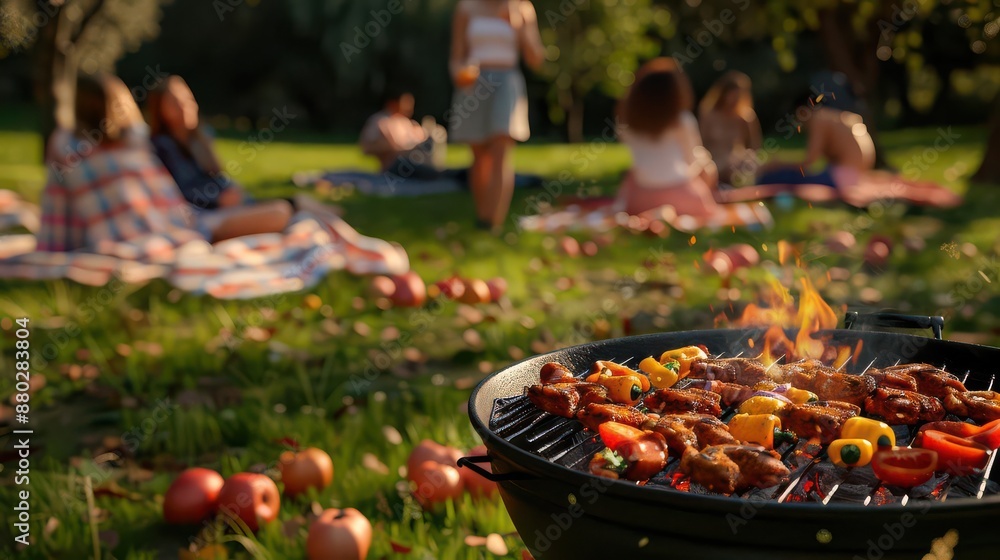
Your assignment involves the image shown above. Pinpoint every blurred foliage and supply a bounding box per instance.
[0,0,999,138]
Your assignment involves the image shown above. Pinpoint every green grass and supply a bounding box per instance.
[1,116,1000,559]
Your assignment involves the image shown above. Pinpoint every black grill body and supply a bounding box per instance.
[467,329,1000,559]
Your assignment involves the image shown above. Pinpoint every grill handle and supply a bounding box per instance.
[844,311,944,340]
[457,455,536,482]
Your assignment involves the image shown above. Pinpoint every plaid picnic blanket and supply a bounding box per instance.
[0,190,408,299]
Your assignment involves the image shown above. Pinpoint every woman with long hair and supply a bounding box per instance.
[146,75,247,209]
[449,0,544,231]
[698,71,762,186]
[614,57,719,217]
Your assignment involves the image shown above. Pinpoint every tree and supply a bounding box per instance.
[0,0,168,146]
[533,0,666,142]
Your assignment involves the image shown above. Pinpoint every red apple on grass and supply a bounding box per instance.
[216,473,280,532]
[485,277,508,302]
[307,508,373,560]
[409,460,464,506]
[163,468,225,524]
[390,272,426,307]
[459,278,492,304]
[279,447,334,497]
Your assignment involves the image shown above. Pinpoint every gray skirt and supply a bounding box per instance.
[447,68,530,143]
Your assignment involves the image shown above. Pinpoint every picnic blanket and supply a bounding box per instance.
[0,191,408,299]
[517,197,774,234]
[292,170,543,197]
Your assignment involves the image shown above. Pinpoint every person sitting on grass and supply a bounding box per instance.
[721,91,961,208]
[360,90,448,182]
[145,75,250,210]
[698,71,762,187]
[38,74,291,253]
[614,57,720,218]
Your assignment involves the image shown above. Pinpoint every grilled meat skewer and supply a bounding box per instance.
[788,369,876,407]
[680,444,790,494]
[944,390,1000,423]
[864,387,946,424]
[689,358,772,386]
[643,387,723,417]
[526,382,608,418]
[776,401,860,443]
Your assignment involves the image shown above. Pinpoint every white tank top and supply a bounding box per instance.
[621,112,704,187]
[468,16,518,67]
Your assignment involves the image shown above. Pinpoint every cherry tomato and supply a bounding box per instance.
[871,448,938,488]
[917,430,989,476]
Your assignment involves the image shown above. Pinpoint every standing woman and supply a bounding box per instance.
[449,0,544,231]
[698,71,762,187]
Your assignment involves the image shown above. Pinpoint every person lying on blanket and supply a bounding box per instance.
[38,73,292,252]
[145,75,250,210]
[613,57,721,218]
[360,89,451,182]
[722,91,961,208]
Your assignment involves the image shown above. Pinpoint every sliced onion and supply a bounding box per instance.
[751,390,793,405]
[768,384,793,394]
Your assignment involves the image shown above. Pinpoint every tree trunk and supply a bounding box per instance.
[972,99,1000,184]
[566,98,584,144]
[34,3,79,155]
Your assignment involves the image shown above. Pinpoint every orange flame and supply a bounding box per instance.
[736,275,847,365]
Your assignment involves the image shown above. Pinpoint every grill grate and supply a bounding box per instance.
[489,351,1000,505]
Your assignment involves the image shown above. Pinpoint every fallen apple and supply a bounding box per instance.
[409,460,464,506]
[434,277,466,300]
[279,447,334,497]
[163,468,225,525]
[407,439,463,474]
[485,277,508,302]
[216,473,280,532]
[306,507,373,560]
[459,278,491,304]
[369,275,396,299]
[390,272,426,308]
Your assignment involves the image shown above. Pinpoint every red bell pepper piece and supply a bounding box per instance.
[598,422,646,451]
[969,419,1000,450]
[917,421,979,439]
[871,448,938,488]
[917,430,990,476]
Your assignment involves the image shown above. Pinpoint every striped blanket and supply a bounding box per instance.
[0,191,408,299]
[516,199,773,234]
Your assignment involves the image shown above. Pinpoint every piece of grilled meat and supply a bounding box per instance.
[576,403,647,432]
[863,369,919,392]
[789,369,876,407]
[643,387,723,417]
[692,379,756,407]
[645,414,737,455]
[877,363,967,399]
[773,359,832,384]
[539,362,579,385]
[526,382,608,418]
[943,390,1000,423]
[689,358,772,386]
[680,444,789,494]
[864,387,946,425]
[776,401,860,443]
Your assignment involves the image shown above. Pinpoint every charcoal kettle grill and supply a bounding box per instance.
[460,314,1000,559]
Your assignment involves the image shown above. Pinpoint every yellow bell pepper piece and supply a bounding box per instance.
[590,361,650,392]
[784,387,818,405]
[737,395,787,416]
[640,356,680,389]
[828,438,874,467]
[839,417,895,449]
[658,346,707,380]
[728,414,782,449]
[595,374,644,406]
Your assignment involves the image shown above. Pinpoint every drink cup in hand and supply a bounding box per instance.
[456,64,480,88]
